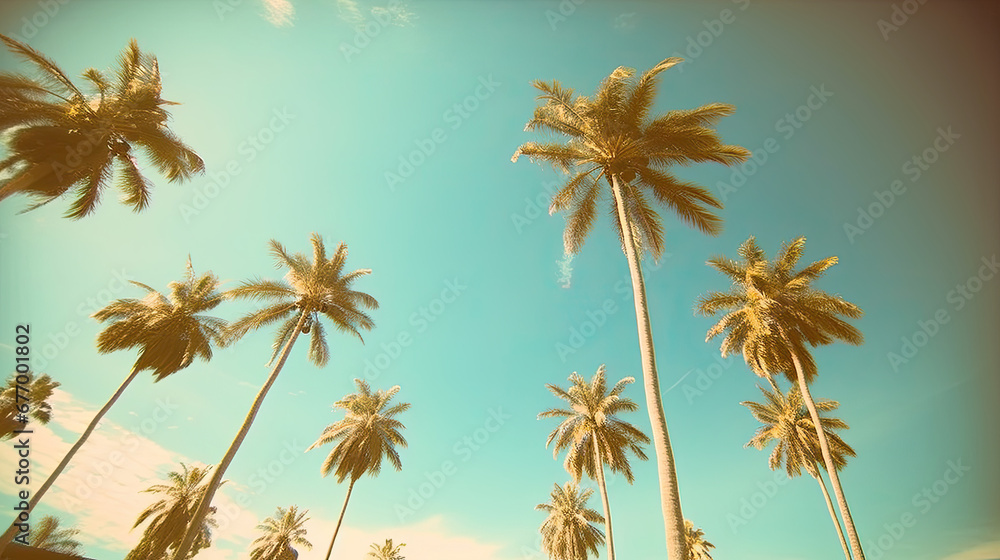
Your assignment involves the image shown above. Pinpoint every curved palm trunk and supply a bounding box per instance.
[592,441,615,560]
[813,470,852,560]
[609,175,688,560]
[324,477,357,560]
[172,309,308,560]
[784,339,865,560]
[0,366,142,554]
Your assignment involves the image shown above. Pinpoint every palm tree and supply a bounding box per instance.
[0,259,225,554]
[742,382,855,560]
[512,57,750,560]
[249,506,312,560]
[536,482,605,560]
[684,519,714,560]
[172,233,378,560]
[28,515,82,556]
[0,372,59,439]
[126,463,218,560]
[697,236,866,559]
[538,365,649,560]
[0,34,204,218]
[307,379,409,560]
[367,538,406,560]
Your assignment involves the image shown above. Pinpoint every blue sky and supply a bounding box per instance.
[1,1,998,559]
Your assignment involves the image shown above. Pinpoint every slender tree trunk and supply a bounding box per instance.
[592,440,615,560]
[172,309,309,560]
[324,477,357,560]
[609,175,688,560]
[784,337,865,560]
[0,366,142,554]
[813,470,852,560]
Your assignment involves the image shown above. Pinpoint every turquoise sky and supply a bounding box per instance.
[1,1,998,559]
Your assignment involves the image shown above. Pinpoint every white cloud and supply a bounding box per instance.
[261,0,295,27]
[940,540,1000,560]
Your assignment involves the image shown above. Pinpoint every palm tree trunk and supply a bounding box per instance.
[324,477,357,560]
[172,309,309,560]
[784,337,865,560]
[592,441,615,560]
[609,175,688,560]
[0,365,142,555]
[813,470,852,560]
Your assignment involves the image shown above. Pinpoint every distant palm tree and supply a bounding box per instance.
[367,538,406,560]
[539,365,649,560]
[697,236,866,559]
[742,382,855,560]
[0,259,225,554]
[308,380,409,560]
[513,56,750,560]
[126,463,218,560]
[536,482,605,560]
[0,34,204,218]
[28,515,82,556]
[0,372,59,439]
[172,233,377,560]
[684,519,714,560]
[249,506,312,560]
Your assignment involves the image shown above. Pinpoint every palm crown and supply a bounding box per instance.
[536,482,606,560]
[93,258,226,380]
[127,463,218,560]
[742,383,855,478]
[367,539,406,560]
[224,233,379,365]
[696,236,863,383]
[250,506,312,560]
[1,373,59,440]
[0,34,204,218]
[683,519,714,560]
[512,57,750,258]
[29,516,82,556]
[307,379,410,483]
[539,365,649,483]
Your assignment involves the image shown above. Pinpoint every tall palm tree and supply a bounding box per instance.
[539,365,649,560]
[742,382,855,560]
[0,259,225,554]
[126,463,218,560]
[536,482,605,560]
[249,506,312,560]
[684,519,714,560]
[28,515,82,556]
[173,233,378,560]
[307,379,409,560]
[0,372,59,439]
[367,538,406,560]
[697,236,866,559]
[0,34,204,218]
[512,57,750,560]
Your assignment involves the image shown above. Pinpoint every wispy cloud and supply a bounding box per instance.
[262,0,295,27]
[940,540,1000,560]
[337,0,416,29]
[556,252,574,288]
